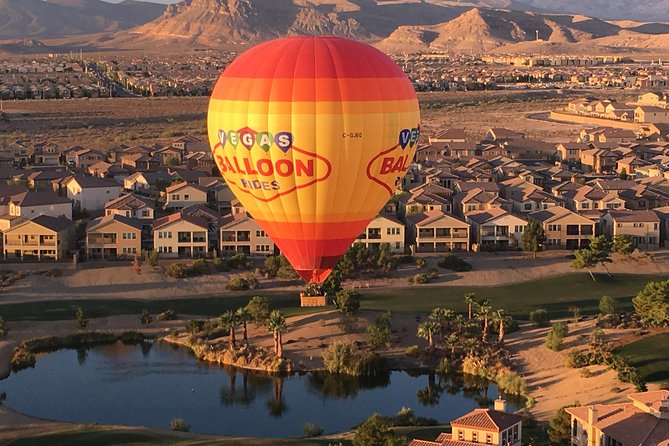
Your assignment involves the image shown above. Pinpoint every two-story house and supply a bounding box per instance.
[73,148,106,170]
[164,181,207,211]
[407,210,470,252]
[600,209,661,250]
[453,187,512,218]
[86,214,143,259]
[9,191,72,220]
[560,185,626,213]
[219,212,274,257]
[33,141,60,166]
[566,390,669,446]
[410,399,522,446]
[153,211,209,258]
[466,208,527,250]
[3,215,75,260]
[354,214,405,253]
[529,206,596,249]
[65,176,122,211]
[104,193,155,220]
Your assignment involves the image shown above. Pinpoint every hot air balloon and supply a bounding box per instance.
[207,36,420,284]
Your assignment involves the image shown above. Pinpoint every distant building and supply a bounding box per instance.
[354,214,405,253]
[65,176,121,211]
[3,215,74,260]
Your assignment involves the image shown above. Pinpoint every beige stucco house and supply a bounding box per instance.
[153,212,209,258]
[600,209,660,250]
[104,193,155,220]
[407,209,470,252]
[354,214,405,253]
[65,176,121,211]
[220,212,275,256]
[529,206,595,249]
[466,208,527,249]
[3,215,75,260]
[164,181,207,211]
[86,214,143,259]
[8,191,72,220]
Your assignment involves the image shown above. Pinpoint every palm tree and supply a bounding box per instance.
[417,321,440,349]
[430,307,454,338]
[476,302,493,343]
[464,293,476,320]
[220,310,239,349]
[267,376,287,418]
[493,309,510,344]
[444,333,460,358]
[235,307,251,344]
[267,310,287,358]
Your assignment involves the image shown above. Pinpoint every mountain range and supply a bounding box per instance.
[4,0,669,55]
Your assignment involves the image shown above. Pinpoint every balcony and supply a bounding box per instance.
[367,229,381,240]
[236,231,251,242]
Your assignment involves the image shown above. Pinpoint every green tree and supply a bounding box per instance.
[589,235,612,276]
[547,406,573,444]
[267,310,287,358]
[545,322,568,351]
[633,279,669,326]
[430,307,454,338]
[220,310,239,349]
[334,290,361,315]
[619,168,628,180]
[352,414,406,446]
[589,328,605,351]
[529,308,549,327]
[521,220,546,258]
[246,296,270,327]
[464,292,476,320]
[476,302,493,343]
[571,248,599,281]
[235,306,251,344]
[367,311,392,348]
[612,234,634,256]
[321,269,343,295]
[166,156,181,166]
[75,306,88,329]
[145,250,159,267]
[493,309,510,344]
[417,321,439,349]
[599,295,616,315]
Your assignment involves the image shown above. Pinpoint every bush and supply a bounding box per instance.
[226,274,258,291]
[405,345,420,357]
[415,258,425,269]
[334,290,361,315]
[165,263,189,279]
[246,296,270,326]
[580,367,591,378]
[436,358,451,375]
[11,345,35,371]
[39,268,62,277]
[529,309,549,327]
[145,250,159,267]
[190,259,209,275]
[303,423,324,437]
[545,322,568,351]
[367,311,392,348]
[75,306,88,329]
[229,253,253,270]
[437,254,472,272]
[170,418,190,432]
[496,370,528,396]
[408,273,428,284]
[156,309,177,321]
[214,257,230,272]
[185,319,206,334]
[140,309,153,325]
[599,295,616,315]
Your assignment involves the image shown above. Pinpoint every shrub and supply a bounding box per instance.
[214,257,230,272]
[145,250,159,267]
[11,344,35,371]
[303,423,324,437]
[75,306,88,329]
[140,309,153,325]
[496,370,528,396]
[185,319,206,334]
[165,263,189,279]
[39,268,62,277]
[408,273,428,284]
[436,358,451,375]
[190,259,209,275]
[580,367,592,378]
[229,253,253,270]
[226,274,258,291]
[437,254,472,272]
[246,296,270,326]
[367,311,392,348]
[599,295,616,315]
[415,258,425,269]
[405,345,420,357]
[545,322,568,351]
[170,418,190,432]
[334,290,361,315]
[156,309,177,321]
[529,309,549,327]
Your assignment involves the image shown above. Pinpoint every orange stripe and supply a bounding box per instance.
[256,219,370,241]
[211,77,416,102]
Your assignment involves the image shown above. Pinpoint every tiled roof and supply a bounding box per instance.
[451,408,521,431]
[68,176,119,189]
[153,211,208,230]
[104,193,153,210]
[20,215,73,232]
[11,191,71,206]
[606,209,660,223]
[87,214,143,232]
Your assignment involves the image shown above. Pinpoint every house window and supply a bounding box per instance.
[654,223,658,230]
[256,230,266,237]
[458,431,464,441]
[548,224,561,231]
[513,424,519,441]
[142,210,149,217]
[184,194,190,200]
[486,434,492,444]
[639,200,646,207]
[472,432,478,442]
[524,203,532,210]
[395,242,401,249]
[515,225,524,233]
[581,202,590,209]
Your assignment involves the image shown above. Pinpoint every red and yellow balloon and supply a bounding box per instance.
[207,36,420,283]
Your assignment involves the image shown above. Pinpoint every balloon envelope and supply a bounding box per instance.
[208,36,420,283]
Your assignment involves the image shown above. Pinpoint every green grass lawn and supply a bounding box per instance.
[0,273,662,322]
[616,333,669,384]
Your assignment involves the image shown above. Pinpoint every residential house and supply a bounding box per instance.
[104,193,155,220]
[635,106,669,123]
[73,148,106,170]
[618,184,669,210]
[355,214,405,252]
[123,171,174,193]
[466,208,527,250]
[529,206,595,249]
[33,141,60,166]
[121,154,162,172]
[26,170,71,192]
[9,191,72,220]
[220,212,274,256]
[580,148,619,173]
[182,204,222,252]
[566,390,669,446]
[164,181,208,211]
[170,135,207,153]
[560,185,625,213]
[453,187,512,217]
[616,156,649,176]
[401,188,452,216]
[557,142,590,164]
[3,215,74,260]
[503,183,563,213]
[65,176,121,211]
[406,210,470,252]
[600,210,660,250]
[153,212,209,258]
[86,214,143,259]
[154,146,184,165]
[409,399,521,446]
[88,161,129,183]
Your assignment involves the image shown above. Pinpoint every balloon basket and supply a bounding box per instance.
[300,293,328,307]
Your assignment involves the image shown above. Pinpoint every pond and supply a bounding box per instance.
[1,341,517,437]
